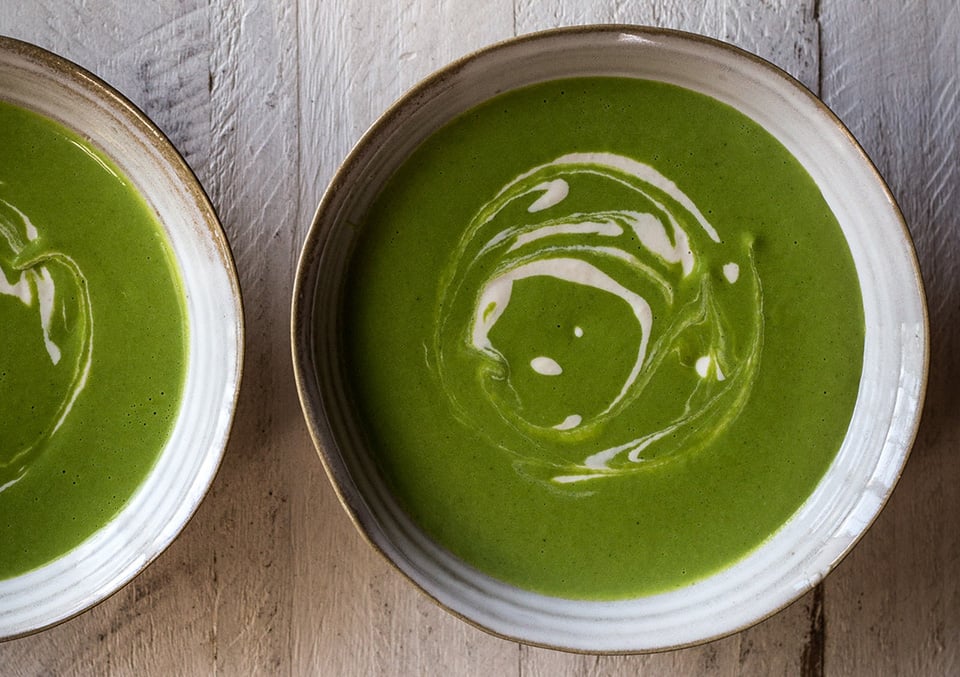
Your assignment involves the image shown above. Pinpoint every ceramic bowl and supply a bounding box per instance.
[291,26,927,652]
[0,37,243,638]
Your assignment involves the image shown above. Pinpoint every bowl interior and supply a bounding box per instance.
[293,27,927,652]
[0,38,243,639]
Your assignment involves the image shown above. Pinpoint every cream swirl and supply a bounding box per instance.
[0,197,93,492]
[431,153,762,487]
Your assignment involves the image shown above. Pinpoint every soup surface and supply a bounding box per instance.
[343,77,864,599]
[0,101,186,578]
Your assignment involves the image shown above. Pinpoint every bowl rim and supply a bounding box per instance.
[291,24,929,653]
[0,34,245,640]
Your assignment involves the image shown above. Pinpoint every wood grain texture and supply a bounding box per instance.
[0,0,955,674]
[201,1,302,674]
[819,0,960,675]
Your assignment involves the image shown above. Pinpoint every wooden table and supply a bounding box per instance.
[1,1,957,674]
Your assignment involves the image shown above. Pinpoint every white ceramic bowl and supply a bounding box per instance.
[292,26,928,652]
[0,38,243,638]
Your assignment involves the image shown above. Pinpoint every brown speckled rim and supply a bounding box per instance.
[0,35,245,641]
[291,24,929,654]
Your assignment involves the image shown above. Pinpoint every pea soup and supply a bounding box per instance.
[343,78,864,599]
[0,101,186,578]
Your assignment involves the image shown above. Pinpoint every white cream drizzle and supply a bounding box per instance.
[471,256,652,417]
[527,179,569,212]
[0,266,32,304]
[0,197,94,490]
[433,152,762,488]
[626,210,696,275]
[490,152,720,241]
[508,218,623,251]
[35,266,62,364]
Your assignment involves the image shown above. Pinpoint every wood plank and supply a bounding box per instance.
[0,0,303,674]
[199,0,301,674]
[819,1,960,674]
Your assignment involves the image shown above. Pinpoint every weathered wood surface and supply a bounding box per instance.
[0,1,956,674]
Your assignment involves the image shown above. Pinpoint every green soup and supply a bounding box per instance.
[344,77,865,600]
[0,101,186,578]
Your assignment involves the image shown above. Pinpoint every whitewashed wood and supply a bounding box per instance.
[0,0,955,674]
[200,1,302,674]
[819,1,960,675]
[515,0,818,89]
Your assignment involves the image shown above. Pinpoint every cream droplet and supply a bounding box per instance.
[695,356,711,379]
[530,356,563,376]
[553,414,582,430]
[723,262,740,283]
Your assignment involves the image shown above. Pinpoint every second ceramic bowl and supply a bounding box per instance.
[292,26,927,652]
